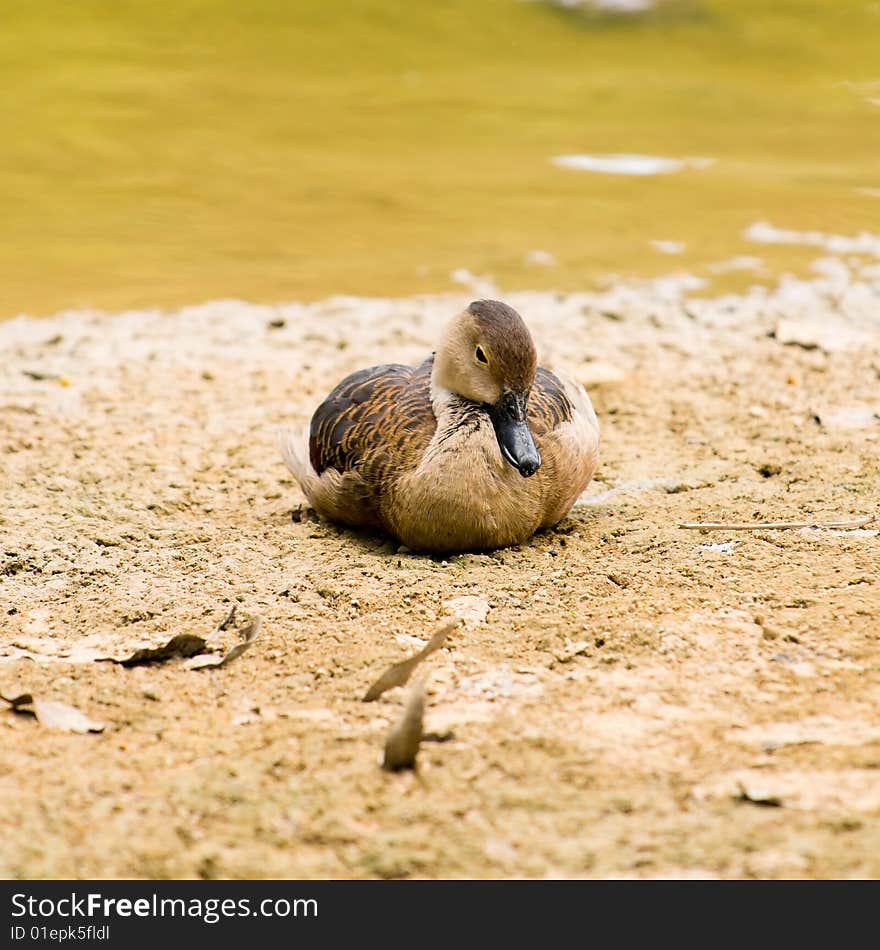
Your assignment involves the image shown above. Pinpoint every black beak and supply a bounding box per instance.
[488,391,541,478]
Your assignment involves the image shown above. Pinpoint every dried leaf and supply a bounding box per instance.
[363,619,458,702]
[772,318,868,354]
[2,692,104,733]
[2,607,257,668]
[695,768,880,811]
[815,406,880,432]
[186,616,261,670]
[0,691,34,709]
[736,782,783,808]
[32,698,105,733]
[22,370,61,381]
[118,633,208,667]
[381,680,426,772]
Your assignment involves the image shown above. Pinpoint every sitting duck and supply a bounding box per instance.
[280,299,599,553]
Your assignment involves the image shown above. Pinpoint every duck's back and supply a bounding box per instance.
[309,357,436,489]
[529,366,576,437]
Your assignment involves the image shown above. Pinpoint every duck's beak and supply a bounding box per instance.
[488,390,541,478]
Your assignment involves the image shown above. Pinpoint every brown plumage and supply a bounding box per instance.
[280,300,600,552]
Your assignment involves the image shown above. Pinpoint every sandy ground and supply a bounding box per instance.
[1,259,879,880]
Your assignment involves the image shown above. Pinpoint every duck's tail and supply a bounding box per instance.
[277,423,378,529]
[277,424,315,488]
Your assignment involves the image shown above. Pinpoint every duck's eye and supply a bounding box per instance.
[475,346,489,365]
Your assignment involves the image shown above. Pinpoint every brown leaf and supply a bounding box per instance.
[0,691,34,709]
[1,606,252,667]
[363,619,459,702]
[736,782,783,808]
[381,680,426,772]
[186,616,262,670]
[118,633,208,667]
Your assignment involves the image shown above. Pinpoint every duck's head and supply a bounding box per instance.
[434,299,542,478]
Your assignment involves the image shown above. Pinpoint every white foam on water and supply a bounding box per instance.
[540,0,656,10]
[585,0,655,9]
[707,255,762,273]
[744,221,880,257]
[650,240,685,255]
[524,249,558,267]
[551,154,714,176]
[839,78,880,107]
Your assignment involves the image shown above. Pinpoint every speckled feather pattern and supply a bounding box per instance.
[306,355,583,541]
[310,358,573,472]
[309,358,437,484]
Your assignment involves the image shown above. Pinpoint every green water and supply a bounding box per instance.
[1,0,878,318]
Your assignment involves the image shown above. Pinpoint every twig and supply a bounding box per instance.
[381,680,427,772]
[187,616,262,670]
[679,515,878,532]
[362,619,459,702]
[218,604,238,631]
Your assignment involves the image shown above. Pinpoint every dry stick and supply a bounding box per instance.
[679,514,878,532]
[362,619,460,703]
[186,615,262,670]
[381,680,427,772]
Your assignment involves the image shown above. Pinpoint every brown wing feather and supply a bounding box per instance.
[528,366,573,438]
[309,357,436,480]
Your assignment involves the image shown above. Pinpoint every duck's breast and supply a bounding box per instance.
[388,394,547,551]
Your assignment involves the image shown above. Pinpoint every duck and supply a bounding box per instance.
[280,299,600,553]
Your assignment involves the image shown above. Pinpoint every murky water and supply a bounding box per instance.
[1,0,878,318]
